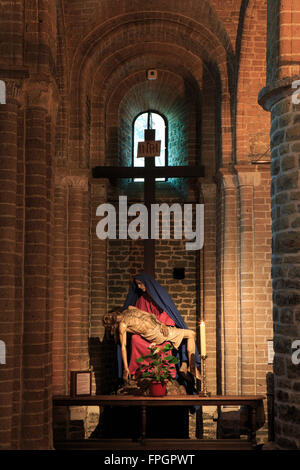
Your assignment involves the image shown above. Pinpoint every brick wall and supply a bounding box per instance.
[0,0,284,450]
[236,0,270,164]
[0,0,24,65]
[216,168,273,398]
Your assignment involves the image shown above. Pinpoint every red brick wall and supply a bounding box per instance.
[0,0,280,449]
[0,0,24,65]
[236,0,270,164]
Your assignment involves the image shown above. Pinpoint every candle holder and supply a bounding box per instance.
[198,355,210,396]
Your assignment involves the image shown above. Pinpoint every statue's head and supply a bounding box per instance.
[103,311,119,325]
[103,310,122,335]
[135,278,146,292]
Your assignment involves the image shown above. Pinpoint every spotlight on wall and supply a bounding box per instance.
[173,268,185,280]
[147,69,158,80]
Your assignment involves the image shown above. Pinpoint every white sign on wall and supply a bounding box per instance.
[0,340,6,364]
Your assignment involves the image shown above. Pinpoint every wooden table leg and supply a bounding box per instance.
[141,406,147,442]
[216,405,221,439]
[247,405,257,447]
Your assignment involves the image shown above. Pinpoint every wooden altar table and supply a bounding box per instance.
[53,394,265,450]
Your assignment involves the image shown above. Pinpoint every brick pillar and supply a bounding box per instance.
[90,181,108,394]
[67,176,90,382]
[13,97,25,449]
[0,102,18,449]
[200,183,217,394]
[217,170,239,395]
[259,80,300,449]
[21,79,56,449]
[52,174,90,396]
[52,180,68,395]
[23,105,49,448]
[236,169,257,395]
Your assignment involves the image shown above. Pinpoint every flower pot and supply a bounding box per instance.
[149,381,166,397]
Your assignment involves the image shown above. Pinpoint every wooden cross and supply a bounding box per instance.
[92,135,205,278]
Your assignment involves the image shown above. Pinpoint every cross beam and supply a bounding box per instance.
[92,165,205,179]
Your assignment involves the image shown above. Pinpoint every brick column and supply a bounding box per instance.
[90,181,108,394]
[23,104,49,448]
[0,100,18,449]
[66,176,90,381]
[52,174,90,396]
[52,179,68,395]
[13,95,25,449]
[236,169,258,395]
[200,183,217,394]
[217,170,240,395]
[259,80,300,449]
[21,81,55,449]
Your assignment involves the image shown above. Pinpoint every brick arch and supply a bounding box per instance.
[92,45,205,100]
[101,61,219,173]
[89,46,207,166]
[70,42,206,165]
[69,18,231,122]
[106,68,201,127]
[69,19,233,166]
[92,55,221,170]
[65,0,233,62]
[104,71,200,170]
[122,78,200,169]
[235,0,269,163]
[70,13,232,92]
[68,13,233,109]
[91,43,207,110]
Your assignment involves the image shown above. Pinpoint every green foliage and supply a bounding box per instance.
[135,343,179,383]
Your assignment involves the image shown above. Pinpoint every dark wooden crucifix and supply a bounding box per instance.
[92,122,205,278]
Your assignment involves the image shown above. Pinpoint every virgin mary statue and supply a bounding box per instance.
[116,272,200,381]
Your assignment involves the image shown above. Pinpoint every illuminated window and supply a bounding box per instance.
[132,111,167,182]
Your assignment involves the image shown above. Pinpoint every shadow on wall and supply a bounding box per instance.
[88,331,119,395]
[215,373,274,443]
[53,333,119,444]
[88,330,125,440]
[266,372,275,442]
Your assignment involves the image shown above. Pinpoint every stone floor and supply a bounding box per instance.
[189,406,270,446]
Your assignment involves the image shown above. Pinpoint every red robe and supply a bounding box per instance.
[128,293,176,378]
